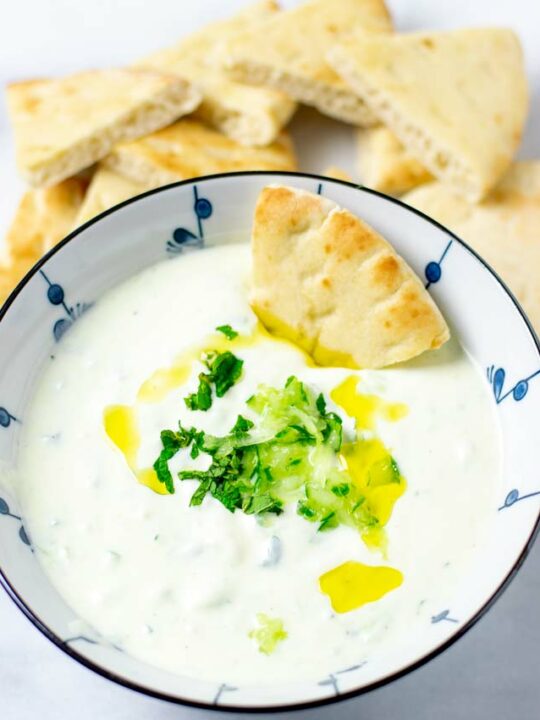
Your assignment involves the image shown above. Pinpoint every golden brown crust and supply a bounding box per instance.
[1,177,88,305]
[6,177,87,256]
[74,166,149,227]
[251,185,449,368]
[323,166,353,182]
[102,119,297,185]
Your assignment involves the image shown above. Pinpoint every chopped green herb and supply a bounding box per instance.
[184,349,244,412]
[249,614,287,655]
[297,501,317,519]
[204,350,244,398]
[331,483,351,497]
[184,373,212,412]
[153,425,197,494]
[153,446,177,494]
[158,374,403,537]
[178,416,272,514]
[245,493,283,516]
[175,376,345,519]
[216,324,238,340]
[231,415,255,435]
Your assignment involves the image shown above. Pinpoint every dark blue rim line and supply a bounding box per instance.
[0,171,539,714]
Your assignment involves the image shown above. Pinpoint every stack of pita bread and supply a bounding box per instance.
[0,1,299,302]
[222,0,536,333]
[2,0,536,335]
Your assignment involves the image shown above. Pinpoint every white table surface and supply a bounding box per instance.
[1,1,540,718]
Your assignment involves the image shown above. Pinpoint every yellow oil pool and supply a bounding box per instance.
[331,375,408,430]
[319,560,403,613]
[103,404,165,494]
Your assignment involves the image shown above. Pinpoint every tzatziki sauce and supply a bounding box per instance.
[16,243,501,685]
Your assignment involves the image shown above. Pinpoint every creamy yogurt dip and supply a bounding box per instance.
[16,243,501,685]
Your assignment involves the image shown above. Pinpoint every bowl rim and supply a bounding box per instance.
[1,170,539,713]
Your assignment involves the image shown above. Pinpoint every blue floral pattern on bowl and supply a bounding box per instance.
[487,364,540,404]
[40,270,92,342]
[0,407,17,429]
[0,497,31,547]
[166,185,212,254]
[424,240,453,289]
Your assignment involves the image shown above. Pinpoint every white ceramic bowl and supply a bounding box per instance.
[1,172,539,712]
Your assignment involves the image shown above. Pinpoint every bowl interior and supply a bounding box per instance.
[1,172,539,711]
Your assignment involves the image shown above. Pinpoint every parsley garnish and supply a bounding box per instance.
[216,324,238,340]
[184,350,244,412]
[231,415,254,435]
[331,483,350,497]
[153,426,197,494]
[184,373,212,412]
[204,351,243,398]
[159,376,347,515]
[177,418,284,516]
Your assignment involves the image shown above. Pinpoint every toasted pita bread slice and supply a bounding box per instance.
[403,162,540,332]
[251,185,449,368]
[6,69,201,187]
[357,127,432,195]
[1,177,87,304]
[137,1,296,146]
[6,177,88,258]
[103,119,296,186]
[328,28,527,201]
[74,166,150,227]
[223,0,392,126]
[324,166,353,182]
[0,256,38,306]
[0,266,14,305]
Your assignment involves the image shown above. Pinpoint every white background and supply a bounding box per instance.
[1,1,540,718]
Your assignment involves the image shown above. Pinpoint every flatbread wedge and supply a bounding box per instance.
[6,69,201,187]
[324,166,353,182]
[137,1,296,146]
[103,119,297,186]
[1,177,87,304]
[222,0,392,126]
[74,166,150,227]
[251,185,449,368]
[403,162,540,332]
[0,256,41,306]
[328,28,527,201]
[357,127,432,195]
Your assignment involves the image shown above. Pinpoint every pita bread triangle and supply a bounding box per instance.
[102,119,296,186]
[137,1,296,146]
[6,69,201,187]
[74,166,149,227]
[357,127,433,195]
[328,28,528,201]
[223,0,392,127]
[0,177,87,305]
[251,185,449,369]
